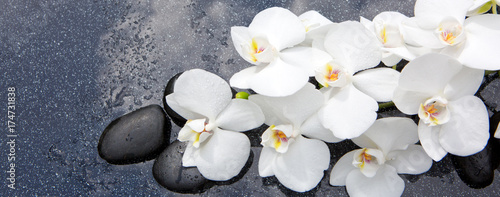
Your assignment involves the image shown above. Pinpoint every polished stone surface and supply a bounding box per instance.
[1,0,499,196]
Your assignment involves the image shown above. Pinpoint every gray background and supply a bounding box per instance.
[1,0,499,196]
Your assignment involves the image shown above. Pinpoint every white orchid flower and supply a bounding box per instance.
[467,0,498,16]
[393,53,489,161]
[330,117,433,197]
[396,0,500,70]
[230,7,329,97]
[249,84,330,192]
[165,69,265,181]
[298,10,336,47]
[360,11,410,66]
[312,21,400,139]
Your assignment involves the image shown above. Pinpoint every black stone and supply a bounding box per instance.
[153,140,212,193]
[98,105,171,165]
[451,112,500,189]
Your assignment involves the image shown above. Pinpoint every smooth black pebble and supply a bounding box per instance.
[153,140,212,193]
[452,112,500,189]
[98,104,171,165]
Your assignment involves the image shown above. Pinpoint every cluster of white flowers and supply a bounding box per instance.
[166,0,499,196]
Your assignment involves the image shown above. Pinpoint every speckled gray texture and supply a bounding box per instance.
[1,0,499,196]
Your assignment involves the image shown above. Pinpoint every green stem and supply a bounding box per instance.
[378,101,395,109]
[485,70,497,76]
[494,2,498,14]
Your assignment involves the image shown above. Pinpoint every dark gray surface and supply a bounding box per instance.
[1,0,499,196]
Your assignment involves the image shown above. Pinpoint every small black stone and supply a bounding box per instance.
[451,112,500,189]
[153,140,213,193]
[98,104,171,165]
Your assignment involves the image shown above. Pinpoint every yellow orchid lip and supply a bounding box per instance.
[250,38,266,62]
[315,61,350,88]
[418,96,451,126]
[436,17,464,46]
[379,25,387,45]
[325,64,340,84]
[261,124,294,153]
[440,30,456,45]
[178,118,214,148]
[352,148,385,177]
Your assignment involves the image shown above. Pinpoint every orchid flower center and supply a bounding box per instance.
[177,118,215,148]
[243,36,276,64]
[352,148,386,177]
[418,96,451,126]
[373,20,403,48]
[261,124,295,153]
[435,17,464,46]
[315,61,350,88]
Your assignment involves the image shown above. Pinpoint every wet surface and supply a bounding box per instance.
[1,0,500,196]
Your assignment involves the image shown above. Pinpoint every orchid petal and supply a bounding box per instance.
[165,94,204,120]
[459,14,500,70]
[399,17,444,49]
[231,26,256,64]
[382,52,403,67]
[414,0,473,26]
[372,12,409,48]
[280,46,332,76]
[182,143,197,167]
[249,58,309,97]
[393,87,434,115]
[301,112,343,143]
[383,46,417,61]
[345,165,404,197]
[330,150,358,186]
[249,7,305,51]
[249,83,323,127]
[386,145,433,175]
[418,121,448,161]
[353,117,419,156]
[324,21,382,73]
[352,68,400,102]
[303,23,337,48]
[258,147,276,177]
[443,65,484,100]
[397,53,463,95]
[229,65,265,90]
[299,10,333,33]
[319,85,378,139]
[196,128,250,181]
[360,16,374,31]
[173,69,232,120]
[216,99,265,132]
[273,136,330,192]
[439,95,489,157]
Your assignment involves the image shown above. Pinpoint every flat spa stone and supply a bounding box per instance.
[98,104,171,165]
[451,112,500,189]
[153,140,212,193]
